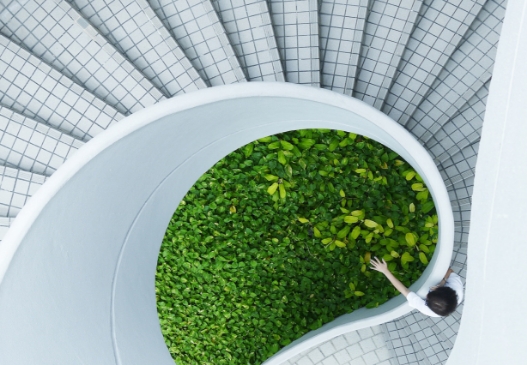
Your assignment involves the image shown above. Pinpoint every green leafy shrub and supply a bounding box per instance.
[156,129,437,365]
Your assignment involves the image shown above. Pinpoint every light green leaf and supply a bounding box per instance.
[364,219,378,228]
[298,217,309,224]
[280,140,294,150]
[267,183,278,195]
[405,233,416,246]
[344,216,359,224]
[278,150,287,165]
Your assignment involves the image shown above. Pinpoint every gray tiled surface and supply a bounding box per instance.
[283,326,391,365]
[67,0,206,96]
[268,0,319,85]
[383,0,485,125]
[319,0,368,94]
[426,80,489,164]
[0,166,46,217]
[0,0,163,115]
[354,0,422,109]
[213,0,284,81]
[405,0,506,142]
[0,106,82,176]
[0,34,122,141]
[150,0,245,86]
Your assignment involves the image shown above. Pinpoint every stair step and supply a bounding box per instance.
[0,166,46,217]
[354,0,423,109]
[383,0,485,125]
[150,0,246,86]
[405,0,506,142]
[438,141,479,188]
[0,0,164,115]
[427,80,489,164]
[0,106,83,176]
[319,0,369,94]
[68,0,207,95]
[268,0,319,85]
[212,0,284,81]
[0,35,122,141]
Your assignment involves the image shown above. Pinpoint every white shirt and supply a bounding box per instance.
[406,272,464,317]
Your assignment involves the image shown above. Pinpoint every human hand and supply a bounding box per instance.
[370,257,389,275]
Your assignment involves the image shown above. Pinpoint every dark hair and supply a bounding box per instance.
[426,286,458,316]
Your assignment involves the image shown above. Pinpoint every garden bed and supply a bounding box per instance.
[156,129,437,365]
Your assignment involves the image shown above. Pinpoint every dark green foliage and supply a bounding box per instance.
[156,129,437,365]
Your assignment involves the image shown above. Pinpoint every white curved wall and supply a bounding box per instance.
[0,83,453,365]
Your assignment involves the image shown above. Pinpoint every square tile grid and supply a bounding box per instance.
[150,0,245,86]
[0,106,83,176]
[405,0,506,142]
[354,0,423,109]
[319,0,369,95]
[0,0,163,115]
[426,80,488,164]
[0,166,46,217]
[213,0,284,81]
[281,325,392,365]
[0,34,122,141]
[382,0,485,125]
[267,0,319,85]
[71,0,208,94]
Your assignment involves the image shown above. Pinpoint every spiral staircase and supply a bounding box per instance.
[0,0,510,364]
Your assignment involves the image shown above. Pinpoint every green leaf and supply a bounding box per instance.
[329,139,339,151]
[334,240,346,248]
[386,218,394,228]
[351,226,361,239]
[337,226,351,239]
[279,183,286,199]
[401,252,415,266]
[354,291,365,297]
[258,136,272,142]
[267,183,278,195]
[405,233,416,246]
[411,183,425,191]
[419,252,428,264]
[409,203,415,213]
[321,238,333,245]
[313,227,321,237]
[298,217,309,224]
[243,143,254,158]
[298,138,316,150]
[280,140,294,150]
[339,189,345,198]
[364,219,378,228]
[268,141,281,150]
[422,201,435,214]
[419,244,429,253]
[344,216,359,224]
[278,151,287,165]
[405,171,416,180]
[264,174,279,181]
[351,210,362,217]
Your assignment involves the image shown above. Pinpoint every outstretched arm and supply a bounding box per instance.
[370,257,410,297]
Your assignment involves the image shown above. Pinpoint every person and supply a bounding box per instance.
[370,257,463,317]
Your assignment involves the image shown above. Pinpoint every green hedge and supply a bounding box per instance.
[156,129,437,365]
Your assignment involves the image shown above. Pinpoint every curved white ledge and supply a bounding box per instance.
[0,83,453,365]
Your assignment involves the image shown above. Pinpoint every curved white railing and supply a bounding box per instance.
[0,83,453,365]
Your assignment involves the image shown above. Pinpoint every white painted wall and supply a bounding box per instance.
[0,84,453,365]
[446,0,527,364]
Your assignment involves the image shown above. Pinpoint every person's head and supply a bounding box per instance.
[426,286,458,316]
